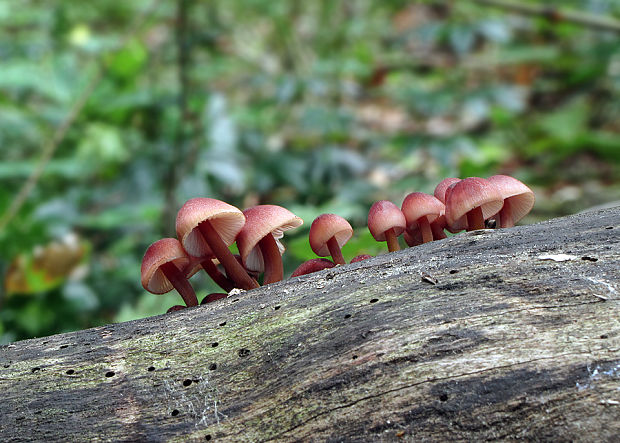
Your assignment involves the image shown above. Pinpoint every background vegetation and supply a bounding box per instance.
[1,0,619,343]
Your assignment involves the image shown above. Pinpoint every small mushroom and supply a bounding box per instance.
[290,258,335,277]
[236,205,303,285]
[201,293,228,304]
[350,254,373,263]
[367,200,406,252]
[141,238,198,308]
[445,177,504,231]
[309,213,353,265]
[176,198,258,290]
[401,192,447,244]
[487,175,535,228]
[434,177,461,203]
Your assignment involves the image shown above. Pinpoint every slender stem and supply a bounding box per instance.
[466,206,485,231]
[326,236,346,265]
[430,220,447,240]
[160,261,198,307]
[418,217,433,243]
[499,199,514,228]
[259,234,283,284]
[197,220,259,290]
[200,258,234,292]
[384,228,401,252]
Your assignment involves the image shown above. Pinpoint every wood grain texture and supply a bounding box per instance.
[1,207,619,442]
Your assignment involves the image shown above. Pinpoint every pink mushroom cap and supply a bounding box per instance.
[141,238,191,294]
[487,174,535,224]
[236,205,303,273]
[309,213,353,257]
[290,258,336,278]
[401,192,445,230]
[367,200,406,242]
[445,177,503,228]
[434,178,461,203]
[176,198,246,257]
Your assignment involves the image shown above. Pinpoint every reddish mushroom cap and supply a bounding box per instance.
[236,205,303,272]
[290,258,336,278]
[350,254,373,263]
[434,178,461,203]
[401,192,445,230]
[176,198,246,257]
[487,175,535,223]
[141,238,191,294]
[445,177,503,227]
[309,213,353,257]
[367,200,406,241]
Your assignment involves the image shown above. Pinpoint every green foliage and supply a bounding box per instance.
[1,0,619,342]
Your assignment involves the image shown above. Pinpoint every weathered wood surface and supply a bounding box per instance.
[1,208,619,442]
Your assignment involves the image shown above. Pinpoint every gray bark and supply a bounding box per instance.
[1,207,619,442]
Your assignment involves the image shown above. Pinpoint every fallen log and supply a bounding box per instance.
[1,207,619,442]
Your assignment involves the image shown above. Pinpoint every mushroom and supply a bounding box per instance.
[350,254,373,263]
[176,198,258,290]
[309,213,353,265]
[401,192,447,244]
[434,177,461,203]
[290,258,335,278]
[236,205,303,285]
[201,293,228,304]
[141,238,198,308]
[445,177,504,231]
[367,200,406,252]
[487,175,535,228]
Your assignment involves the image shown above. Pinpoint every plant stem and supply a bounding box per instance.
[385,228,401,252]
[327,236,346,265]
[200,258,234,292]
[198,220,259,290]
[418,217,433,243]
[160,261,198,307]
[466,207,485,231]
[499,199,514,228]
[259,234,283,284]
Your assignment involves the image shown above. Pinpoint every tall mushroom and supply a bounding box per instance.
[236,205,303,285]
[309,213,353,265]
[367,200,406,252]
[141,238,198,308]
[176,198,258,290]
[487,175,536,228]
[401,192,447,244]
[445,177,504,231]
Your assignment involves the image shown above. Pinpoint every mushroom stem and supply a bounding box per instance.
[498,199,514,228]
[430,220,447,240]
[466,206,485,231]
[160,261,198,307]
[258,233,283,284]
[200,258,234,292]
[197,220,259,290]
[385,228,401,252]
[326,236,346,265]
[418,217,433,243]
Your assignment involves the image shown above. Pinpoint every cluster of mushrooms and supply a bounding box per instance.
[141,175,535,312]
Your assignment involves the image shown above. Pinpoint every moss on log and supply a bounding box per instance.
[1,208,619,442]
